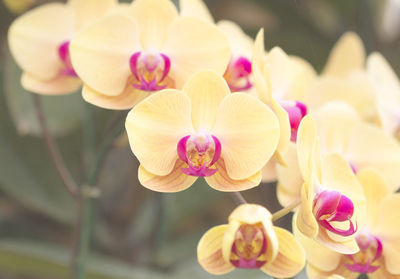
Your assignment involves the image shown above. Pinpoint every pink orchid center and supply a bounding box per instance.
[177,133,221,177]
[313,190,357,237]
[345,233,383,273]
[281,100,308,142]
[223,56,253,92]
[129,51,173,92]
[230,224,267,269]
[58,41,78,78]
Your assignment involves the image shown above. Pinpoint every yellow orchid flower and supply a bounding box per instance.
[304,32,377,122]
[295,168,400,279]
[3,0,34,14]
[180,0,254,93]
[277,102,400,207]
[125,71,280,192]
[197,203,305,278]
[367,52,400,139]
[8,0,118,95]
[69,0,231,110]
[295,114,366,254]
[252,29,316,182]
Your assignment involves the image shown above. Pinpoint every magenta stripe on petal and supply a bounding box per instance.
[177,135,190,164]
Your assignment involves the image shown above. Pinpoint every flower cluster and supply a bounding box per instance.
[8,0,400,278]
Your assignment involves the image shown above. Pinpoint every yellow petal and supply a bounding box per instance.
[197,225,234,275]
[276,143,303,207]
[205,159,261,192]
[21,72,81,95]
[316,227,359,254]
[322,32,366,77]
[163,17,231,89]
[212,93,279,180]
[356,168,390,230]
[179,0,214,23]
[69,0,117,29]
[70,15,140,96]
[307,263,358,279]
[261,227,305,278]
[82,84,150,110]
[228,203,272,225]
[130,0,178,50]
[182,71,230,132]
[293,217,342,272]
[369,261,400,279]
[221,219,240,264]
[297,182,319,238]
[138,161,197,192]
[8,3,74,80]
[261,160,277,183]
[374,194,400,274]
[367,52,400,136]
[289,55,317,101]
[217,20,253,58]
[125,89,193,176]
[305,73,376,121]
[297,115,318,182]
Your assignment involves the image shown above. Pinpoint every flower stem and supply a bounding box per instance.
[229,192,247,206]
[32,94,81,201]
[271,200,301,222]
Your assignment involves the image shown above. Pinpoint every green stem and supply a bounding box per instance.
[271,200,301,222]
[75,106,126,279]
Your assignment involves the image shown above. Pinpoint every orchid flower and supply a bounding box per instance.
[367,52,400,140]
[304,32,377,122]
[252,29,316,182]
[197,204,305,278]
[125,71,280,192]
[276,102,400,208]
[8,0,118,95]
[69,0,231,110]
[295,168,400,279]
[295,115,366,254]
[180,0,255,93]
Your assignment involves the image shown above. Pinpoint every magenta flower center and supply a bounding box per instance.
[230,224,267,269]
[58,41,78,78]
[313,190,357,237]
[223,56,253,92]
[177,133,221,177]
[345,233,383,273]
[280,100,308,142]
[129,51,172,92]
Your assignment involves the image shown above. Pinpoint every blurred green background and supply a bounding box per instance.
[0,0,399,278]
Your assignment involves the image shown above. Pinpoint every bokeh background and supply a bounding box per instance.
[0,0,399,278]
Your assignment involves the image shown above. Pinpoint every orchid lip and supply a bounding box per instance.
[229,224,267,269]
[345,234,383,273]
[58,41,78,78]
[129,51,172,92]
[313,190,357,237]
[177,134,221,177]
[281,100,308,142]
[224,56,253,92]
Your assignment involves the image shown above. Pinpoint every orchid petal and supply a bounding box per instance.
[212,93,279,180]
[70,15,140,96]
[261,160,277,183]
[261,227,305,278]
[217,20,253,58]
[307,263,358,279]
[130,0,178,50]
[125,89,193,176]
[138,161,197,193]
[179,0,214,23]
[182,71,230,132]
[205,159,261,192]
[163,17,231,89]
[69,0,117,29]
[8,3,74,80]
[82,85,149,110]
[197,225,235,275]
[322,32,366,77]
[21,72,81,95]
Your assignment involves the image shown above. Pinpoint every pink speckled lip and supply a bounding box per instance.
[345,234,382,273]
[313,190,357,237]
[129,51,171,91]
[58,41,78,77]
[177,134,221,177]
